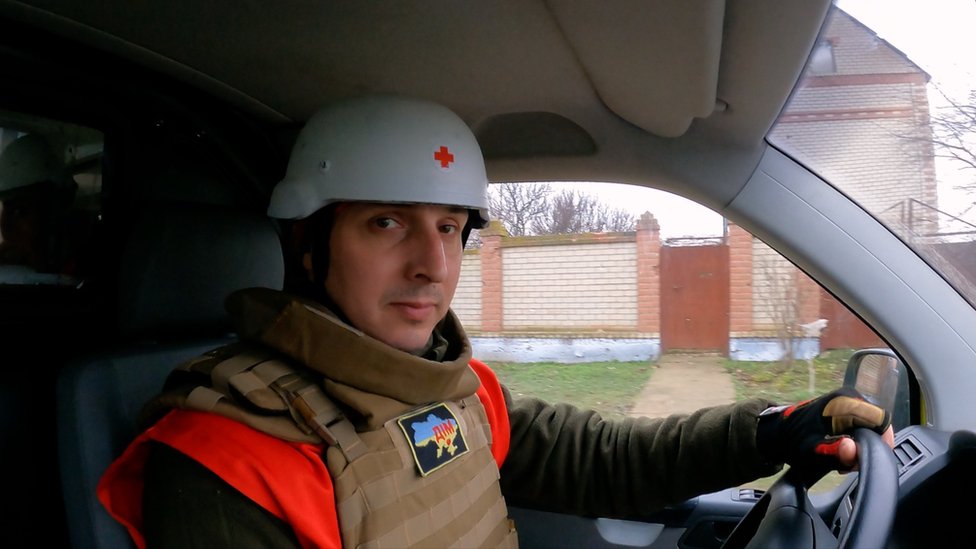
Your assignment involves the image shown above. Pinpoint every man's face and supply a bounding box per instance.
[323,202,468,354]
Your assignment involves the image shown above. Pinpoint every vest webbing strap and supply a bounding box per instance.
[186,386,224,410]
[280,376,367,462]
[450,497,516,549]
[191,348,367,462]
[355,453,502,549]
[211,351,270,394]
[250,359,298,385]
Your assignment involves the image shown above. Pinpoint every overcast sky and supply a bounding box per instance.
[839,0,976,93]
[543,182,725,240]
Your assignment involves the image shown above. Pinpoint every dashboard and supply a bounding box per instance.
[880,426,975,547]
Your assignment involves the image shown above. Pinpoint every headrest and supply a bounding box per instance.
[118,202,284,339]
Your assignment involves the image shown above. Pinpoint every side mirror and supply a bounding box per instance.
[843,348,910,431]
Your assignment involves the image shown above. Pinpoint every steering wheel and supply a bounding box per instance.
[722,428,898,549]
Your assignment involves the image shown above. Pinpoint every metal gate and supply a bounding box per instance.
[660,242,729,354]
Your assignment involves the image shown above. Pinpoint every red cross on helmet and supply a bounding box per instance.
[268,95,489,228]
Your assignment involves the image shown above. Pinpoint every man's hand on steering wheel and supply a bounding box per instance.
[756,387,894,473]
[725,388,898,549]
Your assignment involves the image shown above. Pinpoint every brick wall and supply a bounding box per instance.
[503,241,637,330]
[748,238,820,334]
[462,214,660,336]
[828,13,917,76]
[462,217,877,360]
[636,212,661,333]
[772,8,937,233]
[726,223,821,338]
[453,251,481,328]
[461,215,814,340]
[728,223,753,335]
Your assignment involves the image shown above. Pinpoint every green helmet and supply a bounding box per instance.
[268,95,489,228]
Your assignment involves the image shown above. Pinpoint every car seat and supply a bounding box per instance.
[56,202,284,549]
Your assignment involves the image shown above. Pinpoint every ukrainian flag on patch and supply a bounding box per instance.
[397,403,469,477]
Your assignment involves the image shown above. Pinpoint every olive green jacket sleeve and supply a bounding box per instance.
[497,388,782,520]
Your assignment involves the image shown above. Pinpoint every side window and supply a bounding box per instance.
[461,182,899,428]
[461,182,900,493]
[0,113,103,287]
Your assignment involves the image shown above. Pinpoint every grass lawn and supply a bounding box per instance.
[486,361,652,420]
[485,352,857,494]
[723,349,853,404]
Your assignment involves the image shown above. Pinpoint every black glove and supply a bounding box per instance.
[756,387,891,472]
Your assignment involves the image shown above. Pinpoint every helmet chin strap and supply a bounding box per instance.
[461,210,479,247]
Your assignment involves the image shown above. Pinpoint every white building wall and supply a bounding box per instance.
[829,12,918,75]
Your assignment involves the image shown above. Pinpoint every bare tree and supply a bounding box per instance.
[868,85,976,239]
[489,184,637,236]
[603,207,639,233]
[530,189,637,235]
[753,248,820,381]
[894,87,976,202]
[532,190,588,234]
[488,183,552,236]
[929,88,976,189]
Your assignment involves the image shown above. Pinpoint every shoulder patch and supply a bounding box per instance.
[397,403,468,476]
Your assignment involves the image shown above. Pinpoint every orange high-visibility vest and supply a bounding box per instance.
[97,359,510,549]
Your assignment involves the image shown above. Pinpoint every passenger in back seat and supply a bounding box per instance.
[0,134,82,285]
[97,95,893,549]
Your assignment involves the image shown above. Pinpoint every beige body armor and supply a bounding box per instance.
[148,289,517,548]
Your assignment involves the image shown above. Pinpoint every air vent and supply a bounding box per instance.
[893,436,925,474]
[733,488,765,502]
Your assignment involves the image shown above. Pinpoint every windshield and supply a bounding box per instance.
[768,0,976,307]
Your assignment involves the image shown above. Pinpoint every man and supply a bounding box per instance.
[99,95,892,548]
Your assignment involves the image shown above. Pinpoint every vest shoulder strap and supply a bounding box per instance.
[151,343,366,461]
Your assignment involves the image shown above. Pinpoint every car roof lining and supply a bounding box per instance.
[0,0,831,210]
[548,0,725,139]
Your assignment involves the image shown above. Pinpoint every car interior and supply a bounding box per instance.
[57,203,284,549]
[0,0,974,547]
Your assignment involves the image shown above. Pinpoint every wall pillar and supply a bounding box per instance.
[480,220,507,333]
[636,212,660,334]
[728,222,754,334]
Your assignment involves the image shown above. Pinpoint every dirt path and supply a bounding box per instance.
[628,352,737,418]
